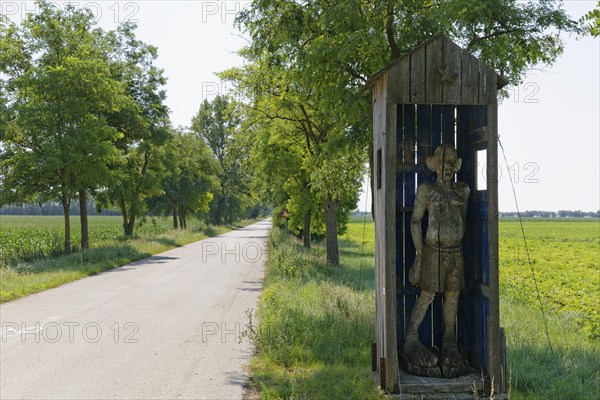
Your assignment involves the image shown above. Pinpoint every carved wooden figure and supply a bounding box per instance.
[401,144,469,378]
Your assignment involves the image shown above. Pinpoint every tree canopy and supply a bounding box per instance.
[223,0,579,264]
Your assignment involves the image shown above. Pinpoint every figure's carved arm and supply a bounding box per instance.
[411,184,428,254]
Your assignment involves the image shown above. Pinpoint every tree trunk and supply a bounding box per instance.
[120,197,129,236]
[61,195,71,255]
[324,193,339,265]
[303,210,311,248]
[124,215,135,237]
[173,208,178,229]
[79,189,89,249]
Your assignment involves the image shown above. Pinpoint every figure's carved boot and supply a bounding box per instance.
[403,337,438,367]
[441,335,463,367]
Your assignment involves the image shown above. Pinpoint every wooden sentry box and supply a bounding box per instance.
[366,34,508,394]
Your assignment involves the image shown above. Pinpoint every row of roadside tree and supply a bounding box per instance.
[0,1,263,254]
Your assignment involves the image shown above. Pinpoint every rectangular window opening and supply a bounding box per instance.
[477,149,487,191]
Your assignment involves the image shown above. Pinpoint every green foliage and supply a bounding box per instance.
[221,41,364,252]
[98,22,171,236]
[149,129,220,227]
[226,0,577,264]
[191,96,254,225]
[0,0,172,246]
[237,0,579,87]
[0,1,126,206]
[581,1,600,37]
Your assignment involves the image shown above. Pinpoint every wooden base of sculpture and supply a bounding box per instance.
[399,348,469,379]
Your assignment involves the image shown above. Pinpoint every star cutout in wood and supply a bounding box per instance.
[437,66,459,83]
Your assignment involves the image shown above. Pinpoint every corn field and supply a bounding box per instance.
[0,216,176,263]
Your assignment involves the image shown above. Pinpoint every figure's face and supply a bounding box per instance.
[436,152,458,181]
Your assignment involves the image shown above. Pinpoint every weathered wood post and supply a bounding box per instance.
[366,34,507,395]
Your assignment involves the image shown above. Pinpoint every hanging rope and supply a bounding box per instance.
[498,135,565,391]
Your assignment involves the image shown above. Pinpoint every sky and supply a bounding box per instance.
[1,0,598,212]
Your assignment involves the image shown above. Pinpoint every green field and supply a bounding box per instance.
[499,219,600,340]
[0,215,184,262]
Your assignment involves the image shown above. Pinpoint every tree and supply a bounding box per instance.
[97,23,171,237]
[230,0,579,264]
[0,79,10,141]
[246,114,316,247]
[149,130,220,229]
[0,1,125,253]
[191,95,250,225]
[221,59,364,258]
[238,0,578,87]
[308,138,365,264]
[221,20,368,263]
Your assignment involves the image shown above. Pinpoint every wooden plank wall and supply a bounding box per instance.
[373,79,385,381]
[386,36,495,106]
[487,102,503,393]
[384,99,399,391]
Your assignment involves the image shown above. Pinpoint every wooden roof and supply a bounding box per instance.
[365,34,508,105]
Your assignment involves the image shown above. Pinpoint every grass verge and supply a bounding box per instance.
[0,218,259,303]
[245,224,383,399]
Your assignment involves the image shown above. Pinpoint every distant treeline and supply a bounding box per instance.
[1,201,119,216]
[0,201,271,218]
[499,210,600,218]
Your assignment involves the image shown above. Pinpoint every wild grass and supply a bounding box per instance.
[501,299,599,400]
[246,224,383,399]
[248,217,599,399]
[0,215,258,302]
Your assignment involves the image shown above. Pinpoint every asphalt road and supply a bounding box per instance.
[0,219,271,400]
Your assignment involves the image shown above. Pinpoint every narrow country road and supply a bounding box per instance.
[0,219,271,400]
